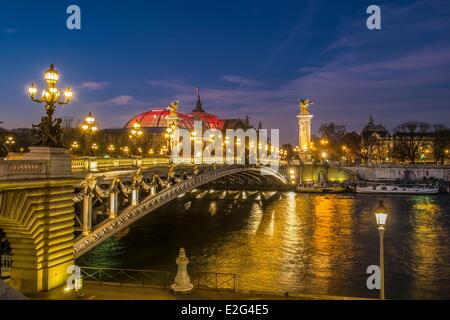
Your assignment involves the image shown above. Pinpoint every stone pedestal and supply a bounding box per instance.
[171,248,194,294]
[22,147,71,178]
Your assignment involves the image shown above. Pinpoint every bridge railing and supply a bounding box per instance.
[79,267,237,291]
[71,156,282,171]
[0,160,48,180]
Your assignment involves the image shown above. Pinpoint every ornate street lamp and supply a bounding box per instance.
[91,143,99,155]
[70,141,80,155]
[165,123,176,164]
[81,112,98,134]
[374,200,388,300]
[28,64,72,147]
[81,112,98,156]
[107,144,116,155]
[5,136,15,152]
[129,122,143,155]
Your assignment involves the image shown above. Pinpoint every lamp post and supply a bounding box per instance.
[374,200,388,300]
[5,136,15,152]
[165,123,176,164]
[91,143,99,156]
[81,112,98,156]
[128,122,143,156]
[107,144,116,156]
[70,141,80,155]
[28,64,72,147]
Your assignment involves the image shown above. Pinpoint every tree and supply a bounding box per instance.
[341,131,362,163]
[393,122,431,163]
[319,123,346,141]
[430,124,450,165]
[318,123,346,161]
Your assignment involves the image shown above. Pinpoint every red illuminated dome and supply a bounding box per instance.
[125,89,224,130]
[125,109,196,130]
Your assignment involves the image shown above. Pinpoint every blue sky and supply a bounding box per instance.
[1,0,450,143]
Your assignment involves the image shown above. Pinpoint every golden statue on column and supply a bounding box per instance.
[297,98,314,162]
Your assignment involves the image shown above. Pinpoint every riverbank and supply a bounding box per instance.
[35,283,372,300]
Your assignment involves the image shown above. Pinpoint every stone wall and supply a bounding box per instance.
[343,165,450,181]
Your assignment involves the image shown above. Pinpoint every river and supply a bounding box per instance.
[77,190,450,299]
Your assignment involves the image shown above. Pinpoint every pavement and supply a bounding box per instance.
[0,280,28,300]
[34,283,371,300]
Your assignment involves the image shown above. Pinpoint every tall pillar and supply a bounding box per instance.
[109,192,117,219]
[297,99,314,162]
[83,194,92,236]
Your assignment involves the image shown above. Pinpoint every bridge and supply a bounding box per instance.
[0,153,287,294]
[72,164,287,258]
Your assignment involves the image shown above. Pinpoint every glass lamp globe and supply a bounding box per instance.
[44,64,60,85]
[374,200,388,228]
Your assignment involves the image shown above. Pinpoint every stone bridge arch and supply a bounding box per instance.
[0,180,76,295]
[74,165,287,258]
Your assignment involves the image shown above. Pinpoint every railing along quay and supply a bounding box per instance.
[80,266,237,291]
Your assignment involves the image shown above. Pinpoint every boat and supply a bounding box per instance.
[296,183,346,193]
[356,183,439,194]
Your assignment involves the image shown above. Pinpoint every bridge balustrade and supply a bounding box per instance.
[0,160,48,180]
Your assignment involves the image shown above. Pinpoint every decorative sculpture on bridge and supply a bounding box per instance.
[299,98,313,114]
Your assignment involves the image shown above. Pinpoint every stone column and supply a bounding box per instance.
[151,186,157,196]
[297,112,313,162]
[109,192,117,219]
[171,248,194,294]
[83,194,92,236]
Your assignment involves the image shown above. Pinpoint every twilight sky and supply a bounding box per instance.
[1,0,450,143]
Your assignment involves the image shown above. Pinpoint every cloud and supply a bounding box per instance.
[79,81,110,90]
[325,36,365,52]
[221,75,260,87]
[87,95,136,108]
[107,95,135,105]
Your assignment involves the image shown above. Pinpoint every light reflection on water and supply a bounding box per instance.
[77,191,450,299]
